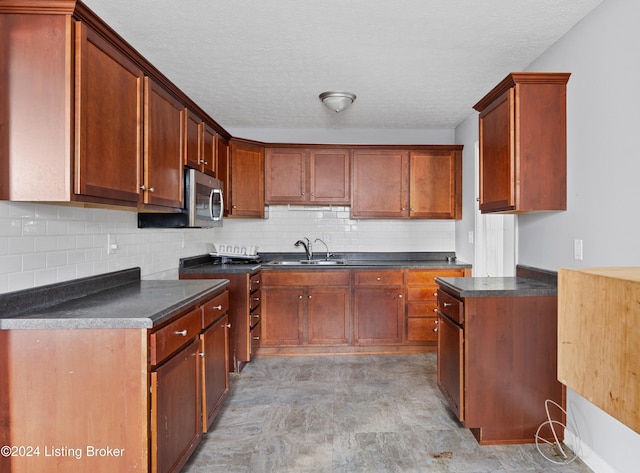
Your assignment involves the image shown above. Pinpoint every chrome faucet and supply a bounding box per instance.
[294,237,312,260]
[314,238,332,260]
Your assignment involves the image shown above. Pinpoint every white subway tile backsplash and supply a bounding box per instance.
[0,202,456,294]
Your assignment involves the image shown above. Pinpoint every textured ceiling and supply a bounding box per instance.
[82,0,603,131]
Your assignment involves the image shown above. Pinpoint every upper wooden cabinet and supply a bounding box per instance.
[228,140,265,218]
[352,146,462,219]
[75,21,144,206]
[143,77,184,209]
[0,4,229,209]
[473,72,570,214]
[265,147,350,205]
[185,111,217,177]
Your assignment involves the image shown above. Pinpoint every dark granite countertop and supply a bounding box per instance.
[179,252,472,275]
[0,268,229,330]
[435,265,557,298]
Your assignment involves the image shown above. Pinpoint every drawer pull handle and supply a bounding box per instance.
[213,305,222,310]
[175,330,187,336]
[443,302,452,307]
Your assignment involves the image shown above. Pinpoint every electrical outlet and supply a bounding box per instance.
[107,233,118,255]
[573,239,583,260]
[468,231,474,244]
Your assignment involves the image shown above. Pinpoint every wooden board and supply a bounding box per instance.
[558,267,640,434]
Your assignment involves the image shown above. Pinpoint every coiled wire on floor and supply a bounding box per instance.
[535,399,579,464]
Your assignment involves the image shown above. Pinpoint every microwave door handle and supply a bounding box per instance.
[211,188,223,221]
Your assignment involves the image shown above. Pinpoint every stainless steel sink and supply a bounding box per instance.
[267,260,346,266]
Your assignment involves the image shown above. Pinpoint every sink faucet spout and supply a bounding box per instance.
[314,238,332,260]
[294,237,313,260]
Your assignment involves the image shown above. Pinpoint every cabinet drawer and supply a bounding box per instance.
[407,301,437,317]
[250,291,261,311]
[202,291,229,329]
[405,269,465,285]
[262,270,350,286]
[249,273,261,293]
[407,317,439,342]
[353,270,403,286]
[150,307,202,365]
[437,290,464,325]
[407,287,438,301]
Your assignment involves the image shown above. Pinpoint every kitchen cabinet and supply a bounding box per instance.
[404,268,465,343]
[436,280,564,444]
[353,270,404,344]
[75,21,144,206]
[143,77,185,209]
[261,271,351,346]
[351,147,462,219]
[265,147,350,205]
[181,270,260,373]
[473,72,570,213]
[227,139,265,217]
[185,111,218,177]
[1,3,231,210]
[201,313,229,432]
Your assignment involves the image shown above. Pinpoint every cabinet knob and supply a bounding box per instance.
[433,308,438,312]
[301,191,305,196]
[232,205,237,209]
[200,160,209,165]
[225,323,231,328]
[308,295,312,299]
[253,336,260,340]
[433,292,438,297]
[175,329,187,336]
[398,294,403,298]
[299,295,303,299]
[433,327,438,332]
[376,277,381,281]
[253,297,260,301]
[148,187,155,193]
[213,305,222,310]
[401,207,406,211]
[443,302,452,307]
[140,185,146,191]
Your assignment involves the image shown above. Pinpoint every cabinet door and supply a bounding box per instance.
[437,312,464,422]
[307,287,350,345]
[185,109,203,170]
[202,123,218,176]
[229,141,265,217]
[409,150,461,219]
[217,137,231,214]
[144,77,185,208]
[201,314,229,432]
[75,22,144,205]
[265,148,307,203]
[352,150,409,218]
[151,339,202,473]
[353,287,404,344]
[310,149,350,204]
[261,287,304,345]
[479,89,515,212]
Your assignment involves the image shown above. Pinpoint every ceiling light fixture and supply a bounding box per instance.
[319,91,356,113]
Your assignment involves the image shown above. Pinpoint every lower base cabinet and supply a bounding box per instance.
[151,339,202,473]
[436,286,565,445]
[0,287,230,473]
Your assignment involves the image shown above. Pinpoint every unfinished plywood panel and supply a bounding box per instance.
[558,267,640,434]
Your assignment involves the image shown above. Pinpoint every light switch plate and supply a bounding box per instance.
[574,239,583,260]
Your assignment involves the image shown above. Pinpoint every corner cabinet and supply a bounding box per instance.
[473,72,570,214]
[351,146,462,219]
[227,140,265,217]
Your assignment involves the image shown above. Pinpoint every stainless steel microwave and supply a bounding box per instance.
[137,169,223,228]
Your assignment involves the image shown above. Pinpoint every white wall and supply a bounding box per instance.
[455,0,640,471]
